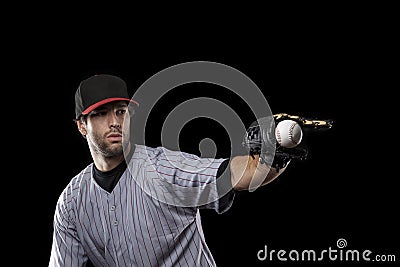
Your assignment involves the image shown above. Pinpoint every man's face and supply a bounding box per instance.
[84,101,131,158]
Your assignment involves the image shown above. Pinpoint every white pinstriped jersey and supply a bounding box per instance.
[49,145,234,267]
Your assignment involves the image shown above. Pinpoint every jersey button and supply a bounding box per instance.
[110,205,116,211]
[113,220,118,226]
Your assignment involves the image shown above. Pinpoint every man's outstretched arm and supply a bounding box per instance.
[230,154,288,191]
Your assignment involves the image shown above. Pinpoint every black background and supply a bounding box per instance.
[10,11,398,266]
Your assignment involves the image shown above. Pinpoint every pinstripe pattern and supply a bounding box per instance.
[49,145,233,267]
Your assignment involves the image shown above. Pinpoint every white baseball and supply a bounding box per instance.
[275,119,303,148]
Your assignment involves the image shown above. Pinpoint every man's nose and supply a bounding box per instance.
[109,112,121,128]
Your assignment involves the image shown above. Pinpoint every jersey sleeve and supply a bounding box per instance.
[207,158,236,214]
[49,187,88,267]
[139,146,235,213]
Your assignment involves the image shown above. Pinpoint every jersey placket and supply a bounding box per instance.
[102,191,122,263]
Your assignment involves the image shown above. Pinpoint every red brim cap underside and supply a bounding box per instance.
[82,98,139,115]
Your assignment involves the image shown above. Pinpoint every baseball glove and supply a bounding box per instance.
[242,113,333,172]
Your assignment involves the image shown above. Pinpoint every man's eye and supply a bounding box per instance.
[117,109,127,115]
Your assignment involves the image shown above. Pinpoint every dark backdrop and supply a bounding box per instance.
[16,27,397,266]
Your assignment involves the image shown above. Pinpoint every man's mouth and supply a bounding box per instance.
[107,133,122,141]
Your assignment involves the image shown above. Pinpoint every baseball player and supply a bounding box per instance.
[48,74,316,266]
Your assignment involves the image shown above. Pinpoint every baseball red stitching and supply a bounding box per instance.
[289,122,297,145]
[276,128,281,145]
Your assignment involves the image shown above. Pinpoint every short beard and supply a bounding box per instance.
[89,131,127,159]
[98,142,124,158]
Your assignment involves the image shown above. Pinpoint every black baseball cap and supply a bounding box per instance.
[74,74,139,120]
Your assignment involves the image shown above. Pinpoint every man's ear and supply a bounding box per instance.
[77,120,87,137]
